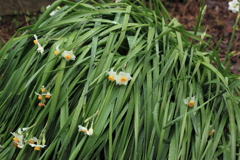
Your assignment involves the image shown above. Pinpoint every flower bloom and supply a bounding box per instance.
[107,69,132,85]
[115,72,132,85]
[41,86,46,93]
[62,50,76,61]
[43,92,52,99]
[29,143,46,150]
[107,69,117,82]
[11,127,29,148]
[209,129,215,136]
[228,0,239,13]
[38,103,45,107]
[54,45,60,55]
[78,125,92,136]
[33,35,44,54]
[36,86,51,107]
[183,96,195,107]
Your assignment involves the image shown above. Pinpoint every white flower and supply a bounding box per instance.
[33,35,44,54]
[62,50,76,61]
[33,35,39,45]
[228,0,239,13]
[11,132,24,142]
[54,45,60,55]
[183,96,195,107]
[11,128,27,148]
[37,46,44,54]
[115,72,132,85]
[29,143,46,150]
[78,125,92,136]
[107,69,117,82]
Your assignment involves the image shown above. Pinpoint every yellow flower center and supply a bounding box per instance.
[45,95,51,99]
[41,88,45,92]
[54,51,59,55]
[120,77,127,82]
[65,55,71,60]
[34,147,41,150]
[13,137,19,142]
[108,76,115,81]
[209,130,215,136]
[29,140,34,144]
[38,103,45,107]
[82,129,87,133]
[33,40,38,45]
[38,96,43,100]
[188,101,194,107]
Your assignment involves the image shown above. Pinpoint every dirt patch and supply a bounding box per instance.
[163,0,240,74]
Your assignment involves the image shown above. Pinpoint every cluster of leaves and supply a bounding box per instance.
[0,0,240,159]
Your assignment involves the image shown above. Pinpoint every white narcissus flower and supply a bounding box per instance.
[54,45,60,55]
[62,50,76,61]
[78,125,92,136]
[41,86,46,93]
[228,0,240,13]
[183,96,195,107]
[29,143,46,150]
[33,35,44,54]
[115,72,132,85]
[43,92,52,99]
[107,69,117,82]
[11,132,24,143]
[11,127,28,148]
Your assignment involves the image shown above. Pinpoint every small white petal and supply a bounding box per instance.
[29,143,46,148]
[183,97,190,105]
[228,0,240,13]
[34,35,38,41]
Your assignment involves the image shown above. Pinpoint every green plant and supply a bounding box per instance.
[0,0,239,159]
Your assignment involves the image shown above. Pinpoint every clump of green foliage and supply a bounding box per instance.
[0,0,240,159]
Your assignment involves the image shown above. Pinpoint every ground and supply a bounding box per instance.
[0,0,240,74]
[164,0,240,74]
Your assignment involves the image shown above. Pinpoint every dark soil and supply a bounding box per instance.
[163,0,240,74]
[0,0,239,74]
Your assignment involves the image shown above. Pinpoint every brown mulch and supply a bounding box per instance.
[1,0,240,74]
